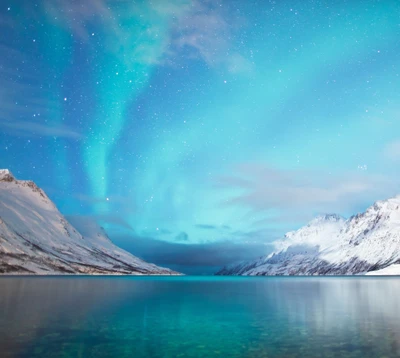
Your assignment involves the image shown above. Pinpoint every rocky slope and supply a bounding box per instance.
[217,198,400,276]
[0,169,178,275]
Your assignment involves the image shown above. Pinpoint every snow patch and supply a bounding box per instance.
[366,264,400,276]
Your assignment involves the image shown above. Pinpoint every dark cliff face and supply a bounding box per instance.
[216,254,393,276]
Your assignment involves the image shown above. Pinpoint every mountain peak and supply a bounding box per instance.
[0,169,15,182]
[364,196,400,215]
[0,170,51,203]
[378,195,400,206]
[309,214,344,225]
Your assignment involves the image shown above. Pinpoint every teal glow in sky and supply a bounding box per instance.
[1,0,400,273]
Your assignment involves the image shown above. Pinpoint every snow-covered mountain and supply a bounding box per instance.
[216,198,400,276]
[0,169,178,275]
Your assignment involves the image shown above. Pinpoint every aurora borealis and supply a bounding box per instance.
[2,0,400,273]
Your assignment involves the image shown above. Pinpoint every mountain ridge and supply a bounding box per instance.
[0,169,179,275]
[217,197,400,276]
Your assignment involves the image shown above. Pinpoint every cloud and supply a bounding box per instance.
[42,0,192,67]
[384,140,400,161]
[164,0,253,73]
[0,119,83,140]
[172,8,229,65]
[40,0,251,72]
[175,232,189,241]
[66,214,133,232]
[43,0,114,41]
[213,163,400,221]
[0,43,82,141]
[113,233,272,274]
[196,224,218,230]
[43,0,166,67]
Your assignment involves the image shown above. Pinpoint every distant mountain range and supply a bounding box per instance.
[0,169,178,275]
[217,198,400,276]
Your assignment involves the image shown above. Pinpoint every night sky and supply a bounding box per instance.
[1,0,400,274]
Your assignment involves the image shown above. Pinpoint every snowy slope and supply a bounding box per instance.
[217,214,345,275]
[365,264,400,275]
[0,170,178,275]
[273,214,346,253]
[321,197,400,268]
[217,199,400,276]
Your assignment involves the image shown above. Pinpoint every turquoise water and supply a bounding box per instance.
[1,276,400,357]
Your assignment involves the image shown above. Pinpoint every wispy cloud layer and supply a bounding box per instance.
[67,214,133,232]
[214,163,400,222]
[0,41,80,140]
[384,140,400,162]
[114,232,270,274]
[0,120,83,140]
[42,0,251,71]
[168,0,252,72]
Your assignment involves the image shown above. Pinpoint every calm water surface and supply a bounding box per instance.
[0,276,399,357]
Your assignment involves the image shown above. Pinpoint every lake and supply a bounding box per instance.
[0,276,399,357]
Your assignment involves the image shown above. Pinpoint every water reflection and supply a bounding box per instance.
[0,277,399,357]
